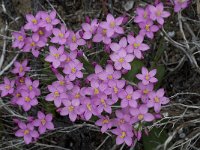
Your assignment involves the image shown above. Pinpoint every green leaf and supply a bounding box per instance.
[142,127,168,150]
[124,60,144,82]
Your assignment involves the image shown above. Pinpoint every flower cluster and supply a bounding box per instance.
[15,111,54,144]
[0,1,179,147]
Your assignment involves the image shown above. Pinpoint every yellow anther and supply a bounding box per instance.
[154,96,160,103]
[102,119,109,124]
[24,129,30,135]
[38,30,44,35]
[107,75,113,79]
[5,85,10,90]
[32,19,37,24]
[143,89,149,94]
[29,86,33,91]
[94,88,99,95]
[102,29,107,36]
[71,68,76,73]
[25,97,31,102]
[134,43,140,48]
[72,35,76,42]
[18,36,23,41]
[118,58,124,63]
[145,24,150,31]
[87,103,92,111]
[54,53,60,58]
[110,21,115,28]
[120,131,126,138]
[138,114,144,120]
[54,91,59,97]
[126,94,132,100]
[145,74,150,80]
[114,86,118,93]
[75,93,80,99]
[58,33,64,38]
[46,17,51,23]
[68,106,74,112]
[30,42,35,47]
[41,119,46,125]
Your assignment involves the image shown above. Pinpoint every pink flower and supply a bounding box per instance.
[54,74,74,91]
[130,105,155,123]
[119,85,140,108]
[149,3,170,25]
[82,19,98,39]
[127,34,150,59]
[45,46,66,68]
[17,90,38,111]
[92,27,111,44]
[112,127,133,146]
[136,67,158,85]
[110,37,127,52]
[21,77,40,96]
[33,111,54,134]
[174,0,189,12]
[137,82,154,102]
[94,94,115,114]
[100,14,124,37]
[12,27,26,49]
[110,49,134,70]
[98,64,121,85]
[60,99,81,122]
[95,115,113,133]
[24,13,41,32]
[134,7,150,23]
[147,88,169,113]
[139,20,159,39]
[79,97,97,120]
[51,25,69,45]
[0,77,15,97]
[12,59,30,77]
[63,60,83,81]
[61,50,78,67]
[67,31,86,51]
[23,36,46,57]
[45,82,68,107]
[39,11,60,31]
[15,122,39,144]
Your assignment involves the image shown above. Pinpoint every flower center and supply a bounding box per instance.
[68,105,74,112]
[54,91,60,97]
[133,43,140,48]
[30,42,35,47]
[102,29,107,36]
[107,75,113,79]
[94,88,99,95]
[29,86,33,91]
[126,94,132,100]
[53,53,60,58]
[58,33,64,38]
[114,86,118,93]
[118,58,124,63]
[24,129,30,135]
[46,17,51,23]
[145,74,150,80]
[145,24,150,31]
[5,85,10,90]
[25,97,31,102]
[110,21,115,28]
[86,103,92,111]
[178,0,186,3]
[19,66,23,72]
[72,35,76,42]
[71,67,76,73]
[138,114,144,120]
[16,93,21,97]
[120,131,126,139]
[59,81,65,85]
[75,93,80,99]
[100,98,106,107]
[66,57,71,62]
[154,96,160,103]
[32,19,37,24]
[156,10,161,16]
[39,30,44,35]
[143,89,149,94]
[41,119,46,125]
[19,78,25,83]
[120,119,125,124]
[18,36,23,41]
[102,119,109,124]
